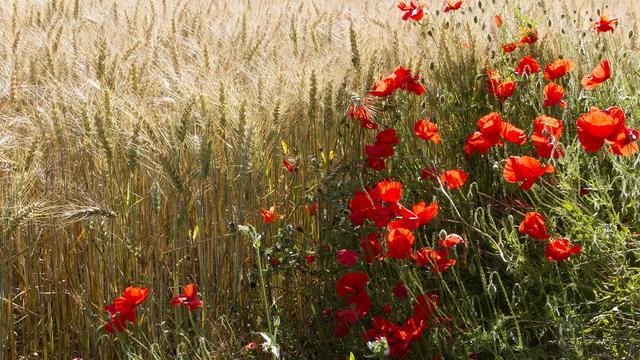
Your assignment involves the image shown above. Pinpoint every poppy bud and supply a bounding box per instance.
[487,282,497,297]
[439,229,447,241]
[507,214,514,229]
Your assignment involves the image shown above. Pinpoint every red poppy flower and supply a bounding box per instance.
[415,247,456,272]
[440,233,464,248]
[375,180,403,203]
[465,131,499,156]
[282,159,296,174]
[365,141,394,158]
[543,59,575,81]
[440,169,469,190]
[260,206,276,223]
[576,106,638,156]
[545,238,581,262]
[103,286,149,333]
[514,56,540,76]
[519,30,538,45]
[518,212,550,240]
[543,82,567,109]
[386,228,416,259]
[304,255,316,263]
[269,257,281,266]
[336,272,368,298]
[609,126,639,156]
[444,0,463,13]
[370,67,425,97]
[581,59,610,90]
[412,201,438,226]
[502,42,519,53]
[591,16,618,33]
[360,232,382,264]
[501,122,527,145]
[170,284,204,311]
[337,249,359,267]
[414,120,441,143]
[531,115,564,158]
[336,272,372,317]
[398,1,425,22]
[392,281,409,299]
[412,292,440,323]
[367,156,386,170]
[494,81,516,102]
[377,128,399,145]
[503,156,554,191]
[494,15,503,28]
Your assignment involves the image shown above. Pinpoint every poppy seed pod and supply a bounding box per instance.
[439,229,447,241]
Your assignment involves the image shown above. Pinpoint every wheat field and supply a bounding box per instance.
[1,0,639,358]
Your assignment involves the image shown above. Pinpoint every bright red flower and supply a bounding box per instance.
[545,238,581,262]
[503,156,555,191]
[412,201,438,226]
[414,120,441,144]
[365,141,394,158]
[444,0,463,13]
[392,281,409,299]
[543,59,575,81]
[518,212,550,240]
[376,180,403,203]
[609,127,640,156]
[502,42,519,53]
[494,15,503,28]
[514,56,540,76]
[336,272,368,298]
[283,159,296,174]
[170,284,204,311]
[495,81,516,102]
[440,233,464,248]
[360,232,382,264]
[543,82,567,109]
[477,112,504,135]
[304,255,316,263]
[576,106,638,156]
[440,169,469,190]
[519,30,538,45]
[415,247,456,272]
[420,166,439,181]
[377,128,399,145]
[260,206,276,223]
[398,1,425,22]
[531,115,564,159]
[591,16,618,33]
[582,59,610,90]
[465,131,499,156]
[337,249,359,267]
[501,122,527,145]
[103,286,149,333]
[386,228,415,259]
[370,67,425,97]
[349,99,377,130]
[367,156,386,170]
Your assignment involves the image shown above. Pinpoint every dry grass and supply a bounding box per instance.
[0,0,639,358]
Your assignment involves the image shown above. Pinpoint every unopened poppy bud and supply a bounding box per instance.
[487,282,497,297]
[439,229,447,241]
[507,214,514,228]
